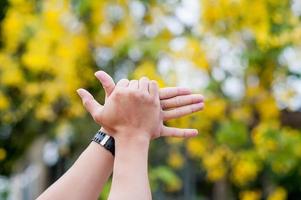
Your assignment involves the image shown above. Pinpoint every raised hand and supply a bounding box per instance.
[82,78,162,140]
[77,71,204,138]
[95,71,204,121]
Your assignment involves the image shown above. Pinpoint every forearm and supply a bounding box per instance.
[37,142,114,200]
[108,134,151,200]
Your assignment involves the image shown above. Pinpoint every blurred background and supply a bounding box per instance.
[0,0,301,199]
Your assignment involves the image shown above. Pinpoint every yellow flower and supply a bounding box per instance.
[203,99,226,121]
[25,83,41,96]
[239,190,261,200]
[166,137,184,145]
[0,148,7,161]
[1,66,24,86]
[35,105,56,121]
[0,92,9,110]
[168,152,184,169]
[203,148,226,181]
[231,150,262,186]
[2,10,26,51]
[232,159,260,186]
[231,105,252,123]
[267,187,287,200]
[186,138,206,158]
[256,96,279,121]
[133,61,165,87]
[171,38,209,70]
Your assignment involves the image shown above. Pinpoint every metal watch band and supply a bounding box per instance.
[92,130,115,156]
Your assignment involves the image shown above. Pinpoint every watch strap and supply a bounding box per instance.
[92,130,115,156]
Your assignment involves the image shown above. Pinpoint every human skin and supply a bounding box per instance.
[84,71,204,138]
[104,79,160,200]
[79,78,184,199]
[36,72,204,200]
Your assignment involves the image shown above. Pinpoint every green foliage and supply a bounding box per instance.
[216,121,248,149]
[149,166,182,192]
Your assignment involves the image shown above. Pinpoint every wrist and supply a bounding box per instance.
[92,129,115,156]
[115,130,150,145]
[114,130,150,154]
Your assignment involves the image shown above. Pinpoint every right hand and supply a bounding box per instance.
[84,78,162,140]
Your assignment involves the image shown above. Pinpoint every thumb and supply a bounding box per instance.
[95,71,115,98]
[77,88,104,124]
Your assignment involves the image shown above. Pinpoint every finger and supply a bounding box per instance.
[116,79,130,87]
[161,126,198,137]
[129,80,139,89]
[94,71,115,97]
[163,102,204,120]
[149,80,159,98]
[138,77,149,92]
[161,94,204,109]
[77,88,103,122]
[159,87,191,100]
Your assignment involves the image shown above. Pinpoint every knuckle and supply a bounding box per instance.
[161,101,167,109]
[117,78,128,85]
[152,81,158,88]
[142,93,150,100]
[112,90,127,102]
[119,87,127,93]
[114,88,122,95]
[154,99,160,106]
[175,96,181,106]
[132,90,141,98]
[126,90,139,99]
[191,95,197,104]
[112,92,121,100]
[151,80,158,85]
[140,76,148,81]
[148,98,156,105]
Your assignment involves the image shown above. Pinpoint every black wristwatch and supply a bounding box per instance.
[92,130,115,156]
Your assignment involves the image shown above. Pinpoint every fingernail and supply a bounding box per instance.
[76,89,84,97]
[190,129,198,137]
[195,102,204,109]
[95,71,105,78]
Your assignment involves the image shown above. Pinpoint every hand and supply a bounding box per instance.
[77,71,204,137]
[85,78,161,140]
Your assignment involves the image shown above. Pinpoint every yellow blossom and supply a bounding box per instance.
[256,96,279,121]
[240,190,261,200]
[168,152,184,169]
[133,61,165,87]
[1,66,24,86]
[232,158,260,186]
[203,148,226,181]
[267,187,287,200]
[0,92,9,110]
[203,99,226,121]
[186,138,206,158]
[0,148,7,161]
